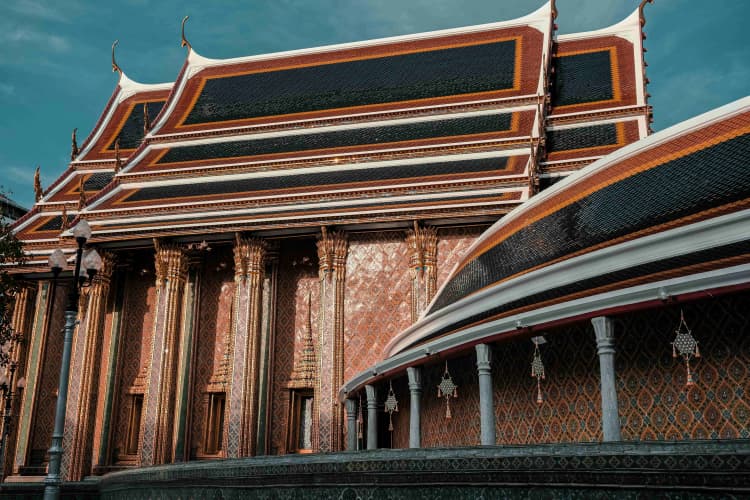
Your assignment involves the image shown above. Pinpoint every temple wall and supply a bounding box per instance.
[269,239,319,455]
[615,293,750,441]
[111,254,156,461]
[343,232,411,381]
[28,280,68,465]
[189,248,234,459]
[419,354,481,448]
[493,327,602,444]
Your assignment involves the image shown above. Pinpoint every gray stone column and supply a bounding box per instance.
[591,316,622,442]
[406,367,422,448]
[345,399,358,451]
[475,344,495,445]
[365,385,378,450]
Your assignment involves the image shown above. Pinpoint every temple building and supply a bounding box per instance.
[3,1,748,495]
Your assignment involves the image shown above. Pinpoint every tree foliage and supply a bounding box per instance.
[0,196,26,368]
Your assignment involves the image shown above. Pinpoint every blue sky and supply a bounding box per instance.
[0,0,748,209]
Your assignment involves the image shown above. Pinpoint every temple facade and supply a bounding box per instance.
[4,1,748,490]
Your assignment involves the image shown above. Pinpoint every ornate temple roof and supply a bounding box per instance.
[12,1,652,273]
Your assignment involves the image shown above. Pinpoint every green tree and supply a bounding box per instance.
[0,192,25,367]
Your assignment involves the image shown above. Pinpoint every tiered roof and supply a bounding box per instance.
[13,1,650,273]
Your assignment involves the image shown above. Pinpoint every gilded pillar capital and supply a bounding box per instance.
[233,235,267,280]
[405,221,437,273]
[317,227,348,280]
[153,239,188,286]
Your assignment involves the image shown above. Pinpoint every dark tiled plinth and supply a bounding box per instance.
[90,440,749,499]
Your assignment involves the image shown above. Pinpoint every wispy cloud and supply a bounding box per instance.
[2,27,71,52]
[0,165,37,184]
[7,0,71,23]
[0,83,15,97]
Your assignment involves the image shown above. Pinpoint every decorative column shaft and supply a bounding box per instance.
[225,236,266,457]
[255,245,279,455]
[315,227,348,452]
[14,281,54,475]
[172,257,201,462]
[406,367,422,448]
[92,266,127,471]
[365,385,378,450]
[61,252,115,481]
[139,241,187,466]
[591,316,622,442]
[344,399,357,451]
[475,344,495,446]
[3,283,35,477]
[406,223,437,323]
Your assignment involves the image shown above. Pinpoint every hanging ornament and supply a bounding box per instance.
[672,309,700,387]
[383,380,399,431]
[437,360,458,419]
[530,336,547,405]
[357,393,364,443]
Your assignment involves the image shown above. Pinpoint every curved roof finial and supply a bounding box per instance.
[71,128,79,160]
[550,0,558,22]
[34,166,43,202]
[639,0,654,27]
[111,39,122,74]
[181,16,192,50]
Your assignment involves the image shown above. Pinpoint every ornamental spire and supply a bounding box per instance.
[71,128,79,160]
[180,16,192,50]
[33,166,43,202]
[288,291,316,388]
[111,40,122,74]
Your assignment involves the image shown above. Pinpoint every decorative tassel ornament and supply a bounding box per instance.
[357,394,364,440]
[531,336,547,405]
[437,361,458,419]
[384,380,399,432]
[671,310,701,389]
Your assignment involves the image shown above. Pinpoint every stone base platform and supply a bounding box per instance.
[2,440,748,499]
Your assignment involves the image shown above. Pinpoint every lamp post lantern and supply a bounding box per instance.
[43,220,101,500]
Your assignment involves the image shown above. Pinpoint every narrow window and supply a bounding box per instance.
[205,392,226,454]
[288,390,313,453]
[125,394,144,455]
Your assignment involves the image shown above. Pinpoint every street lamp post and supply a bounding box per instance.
[43,220,101,500]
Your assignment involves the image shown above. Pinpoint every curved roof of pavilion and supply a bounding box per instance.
[340,95,750,399]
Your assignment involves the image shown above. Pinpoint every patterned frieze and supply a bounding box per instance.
[225,236,266,458]
[139,240,187,466]
[61,251,115,480]
[315,227,348,452]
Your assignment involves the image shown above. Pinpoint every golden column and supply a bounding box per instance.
[406,222,438,322]
[139,240,187,466]
[2,282,36,477]
[225,235,266,457]
[60,252,114,480]
[13,280,57,475]
[315,227,347,452]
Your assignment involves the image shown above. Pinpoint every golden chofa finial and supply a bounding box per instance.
[181,16,192,50]
[111,40,122,74]
[33,166,43,202]
[71,128,79,160]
